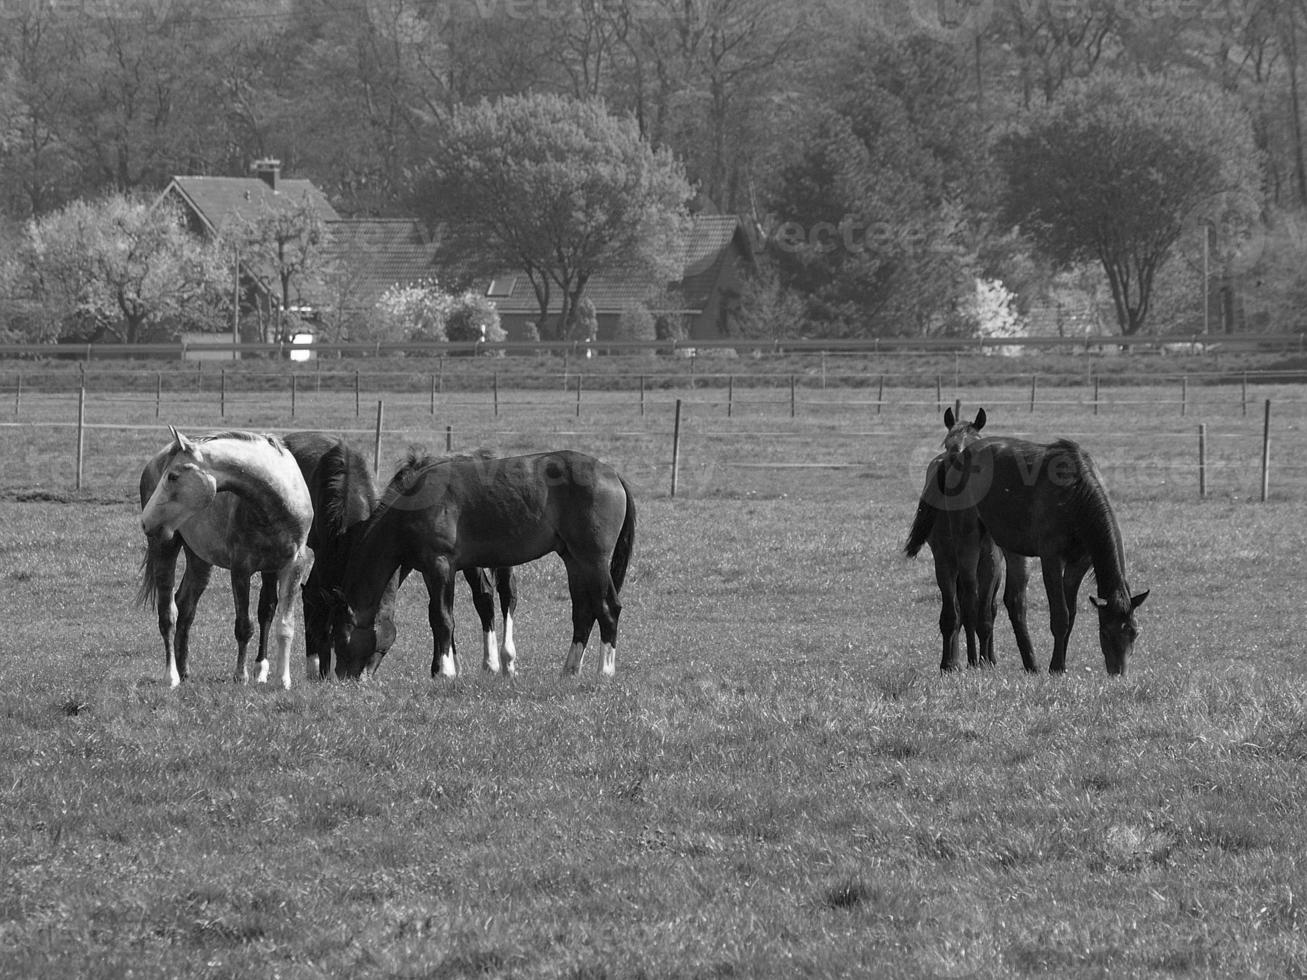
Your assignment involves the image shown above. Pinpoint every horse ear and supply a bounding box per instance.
[167,425,194,454]
[974,408,986,431]
[943,407,956,429]
[1088,595,1107,609]
[1130,590,1150,609]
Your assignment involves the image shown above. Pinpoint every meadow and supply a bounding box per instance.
[3,363,1307,978]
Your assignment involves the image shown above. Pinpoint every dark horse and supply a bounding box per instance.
[903,408,1037,672]
[906,410,1148,675]
[329,449,635,678]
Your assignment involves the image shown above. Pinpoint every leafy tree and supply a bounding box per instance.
[415,93,691,341]
[19,194,228,343]
[999,73,1262,335]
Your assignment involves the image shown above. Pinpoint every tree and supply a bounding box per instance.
[19,194,229,343]
[999,73,1262,335]
[416,93,691,340]
[227,193,330,345]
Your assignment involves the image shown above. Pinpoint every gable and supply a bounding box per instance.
[163,176,340,238]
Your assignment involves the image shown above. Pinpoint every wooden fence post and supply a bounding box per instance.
[877,374,884,415]
[575,374,583,418]
[493,372,499,417]
[14,372,21,417]
[220,368,226,418]
[1181,375,1188,417]
[75,386,86,490]
[790,375,797,418]
[373,400,384,474]
[1029,375,1036,413]
[155,372,162,419]
[354,369,360,418]
[728,375,734,418]
[1261,399,1271,502]
[639,375,646,418]
[291,372,297,417]
[670,398,683,498]
[1198,423,1207,499]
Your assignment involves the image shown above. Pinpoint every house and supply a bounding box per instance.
[487,214,754,343]
[161,159,439,344]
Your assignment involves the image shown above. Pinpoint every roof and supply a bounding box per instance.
[317,219,441,309]
[486,214,749,315]
[162,175,339,236]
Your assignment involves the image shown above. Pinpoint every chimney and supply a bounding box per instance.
[250,158,281,191]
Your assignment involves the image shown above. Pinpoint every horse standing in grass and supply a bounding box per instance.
[329,449,634,678]
[908,409,1148,675]
[138,427,313,688]
[904,408,1037,671]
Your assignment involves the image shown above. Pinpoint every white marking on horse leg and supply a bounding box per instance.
[305,654,320,681]
[482,628,500,673]
[167,651,181,689]
[501,613,516,676]
[437,650,458,678]
[563,642,586,674]
[254,660,270,684]
[599,643,616,677]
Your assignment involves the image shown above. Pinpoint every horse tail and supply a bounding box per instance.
[609,476,637,593]
[903,495,937,559]
[136,538,162,609]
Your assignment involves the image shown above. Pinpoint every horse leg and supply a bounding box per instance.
[932,551,962,672]
[957,547,982,669]
[252,571,278,685]
[1057,558,1092,673]
[422,561,458,678]
[230,570,254,684]
[464,567,500,674]
[1042,557,1073,674]
[497,567,518,676]
[268,552,309,690]
[1002,554,1038,673]
[148,534,184,687]
[173,548,212,685]
[562,562,620,676]
[976,539,1001,667]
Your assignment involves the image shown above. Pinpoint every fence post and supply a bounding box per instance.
[75,386,86,491]
[14,372,21,417]
[493,372,499,418]
[1261,399,1271,502]
[1198,423,1207,499]
[291,372,297,418]
[446,424,453,453]
[576,374,583,418]
[670,398,683,498]
[935,375,942,413]
[728,375,734,418]
[1029,375,1036,413]
[1181,375,1188,417]
[820,351,827,389]
[374,400,384,474]
[354,369,361,418]
[1242,373,1248,417]
[155,372,162,419]
[220,368,226,418]
[877,374,884,415]
[639,375,646,418]
[1093,376,1100,416]
[790,375,797,418]
[430,372,436,415]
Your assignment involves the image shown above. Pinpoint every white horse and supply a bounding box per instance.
[139,427,314,689]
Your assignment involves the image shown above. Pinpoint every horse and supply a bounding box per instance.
[291,435,522,679]
[328,449,635,678]
[904,408,1038,672]
[910,410,1148,675]
[138,427,313,689]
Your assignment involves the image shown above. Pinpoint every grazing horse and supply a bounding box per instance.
[291,435,522,679]
[911,411,1148,675]
[138,427,313,688]
[904,408,1037,671]
[329,449,635,678]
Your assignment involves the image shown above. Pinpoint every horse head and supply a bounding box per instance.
[942,406,986,459]
[325,587,384,678]
[140,426,218,539]
[1088,589,1150,676]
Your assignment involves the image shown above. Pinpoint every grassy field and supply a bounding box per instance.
[3,377,1307,977]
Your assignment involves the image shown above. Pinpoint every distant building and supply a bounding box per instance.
[160,159,440,347]
[487,214,754,343]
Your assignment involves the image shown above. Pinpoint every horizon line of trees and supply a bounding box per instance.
[1,0,1304,339]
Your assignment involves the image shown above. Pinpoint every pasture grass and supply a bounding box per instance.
[2,382,1307,977]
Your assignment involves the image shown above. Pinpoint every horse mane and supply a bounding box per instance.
[317,442,376,540]
[1050,440,1128,588]
[386,446,499,485]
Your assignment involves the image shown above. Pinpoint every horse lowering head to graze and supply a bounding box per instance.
[328,449,635,680]
[138,427,313,689]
